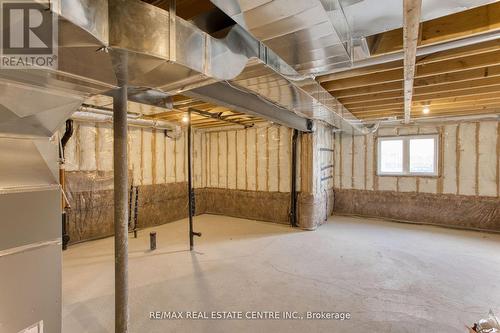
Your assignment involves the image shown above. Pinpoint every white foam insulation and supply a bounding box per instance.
[335,120,499,197]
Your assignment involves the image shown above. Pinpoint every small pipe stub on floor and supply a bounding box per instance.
[150,232,156,251]
[189,232,202,251]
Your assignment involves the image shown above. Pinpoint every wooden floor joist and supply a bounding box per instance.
[319,2,500,122]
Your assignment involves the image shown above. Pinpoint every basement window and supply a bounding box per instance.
[377,134,439,176]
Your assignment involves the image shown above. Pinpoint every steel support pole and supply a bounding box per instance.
[113,85,129,333]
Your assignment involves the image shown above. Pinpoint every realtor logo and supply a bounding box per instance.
[1,0,58,68]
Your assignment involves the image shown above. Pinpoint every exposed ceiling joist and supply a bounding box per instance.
[369,2,500,56]
[322,43,500,90]
[403,0,422,123]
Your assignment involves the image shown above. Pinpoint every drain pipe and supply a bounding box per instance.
[113,84,129,333]
[60,119,73,250]
[290,129,299,227]
[187,108,202,250]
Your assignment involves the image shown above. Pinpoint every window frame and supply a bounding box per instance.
[377,134,439,177]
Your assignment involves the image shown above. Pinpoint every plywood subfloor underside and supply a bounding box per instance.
[63,215,500,332]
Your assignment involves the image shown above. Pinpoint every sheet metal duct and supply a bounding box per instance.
[0,80,83,138]
[211,0,500,75]
[341,0,500,39]
[0,0,366,136]
[209,0,353,75]
[0,84,72,333]
[229,57,364,133]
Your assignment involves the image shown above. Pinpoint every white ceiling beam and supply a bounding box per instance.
[403,0,422,123]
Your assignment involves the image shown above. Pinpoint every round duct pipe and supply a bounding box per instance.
[71,111,181,133]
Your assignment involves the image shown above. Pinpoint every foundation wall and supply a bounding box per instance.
[195,188,290,224]
[63,121,304,242]
[334,120,500,231]
[65,171,190,243]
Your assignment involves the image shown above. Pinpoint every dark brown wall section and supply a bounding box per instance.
[334,189,500,232]
[66,172,190,243]
[196,188,290,224]
[65,172,292,244]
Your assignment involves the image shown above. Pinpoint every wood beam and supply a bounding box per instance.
[403,0,422,123]
[350,98,500,114]
[319,39,500,84]
[332,81,403,98]
[318,60,402,82]
[366,2,500,56]
[323,49,500,91]
[331,68,500,99]
[356,107,500,120]
[344,89,500,109]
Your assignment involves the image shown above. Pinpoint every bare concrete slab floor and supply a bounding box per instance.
[62,215,500,332]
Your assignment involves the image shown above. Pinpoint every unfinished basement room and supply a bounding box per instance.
[1,0,500,332]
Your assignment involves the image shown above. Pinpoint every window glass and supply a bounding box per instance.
[379,139,403,173]
[409,138,435,173]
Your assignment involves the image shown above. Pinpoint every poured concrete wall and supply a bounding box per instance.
[334,120,500,231]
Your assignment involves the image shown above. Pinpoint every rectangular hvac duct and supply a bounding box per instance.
[0,79,83,333]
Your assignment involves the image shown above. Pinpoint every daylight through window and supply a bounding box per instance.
[377,134,439,176]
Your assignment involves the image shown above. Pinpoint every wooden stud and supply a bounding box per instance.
[217,132,220,188]
[235,130,238,189]
[437,126,444,194]
[266,127,270,191]
[152,129,157,185]
[456,123,461,195]
[75,124,81,171]
[173,133,177,183]
[255,128,259,191]
[497,121,500,197]
[205,132,209,187]
[351,132,355,189]
[373,130,379,191]
[339,132,343,189]
[184,131,187,182]
[163,131,167,184]
[475,122,480,196]
[277,126,281,192]
[245,128,248,190]
[226,131,229,189]
[364,133,368,190]
[140,128,144,185]
[94,122,100,171]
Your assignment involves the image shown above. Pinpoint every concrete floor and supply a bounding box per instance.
[63,215,500,332]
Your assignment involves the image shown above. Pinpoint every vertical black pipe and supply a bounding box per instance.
[187,108,201,251]
[113,85,129,333]
[61,212,69,250]
[187,108,195,251]
[61,119,74,250]
[290,129,299,227]
[128,185,133,230]
[133,186,139,238]
[61,119,74,148]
